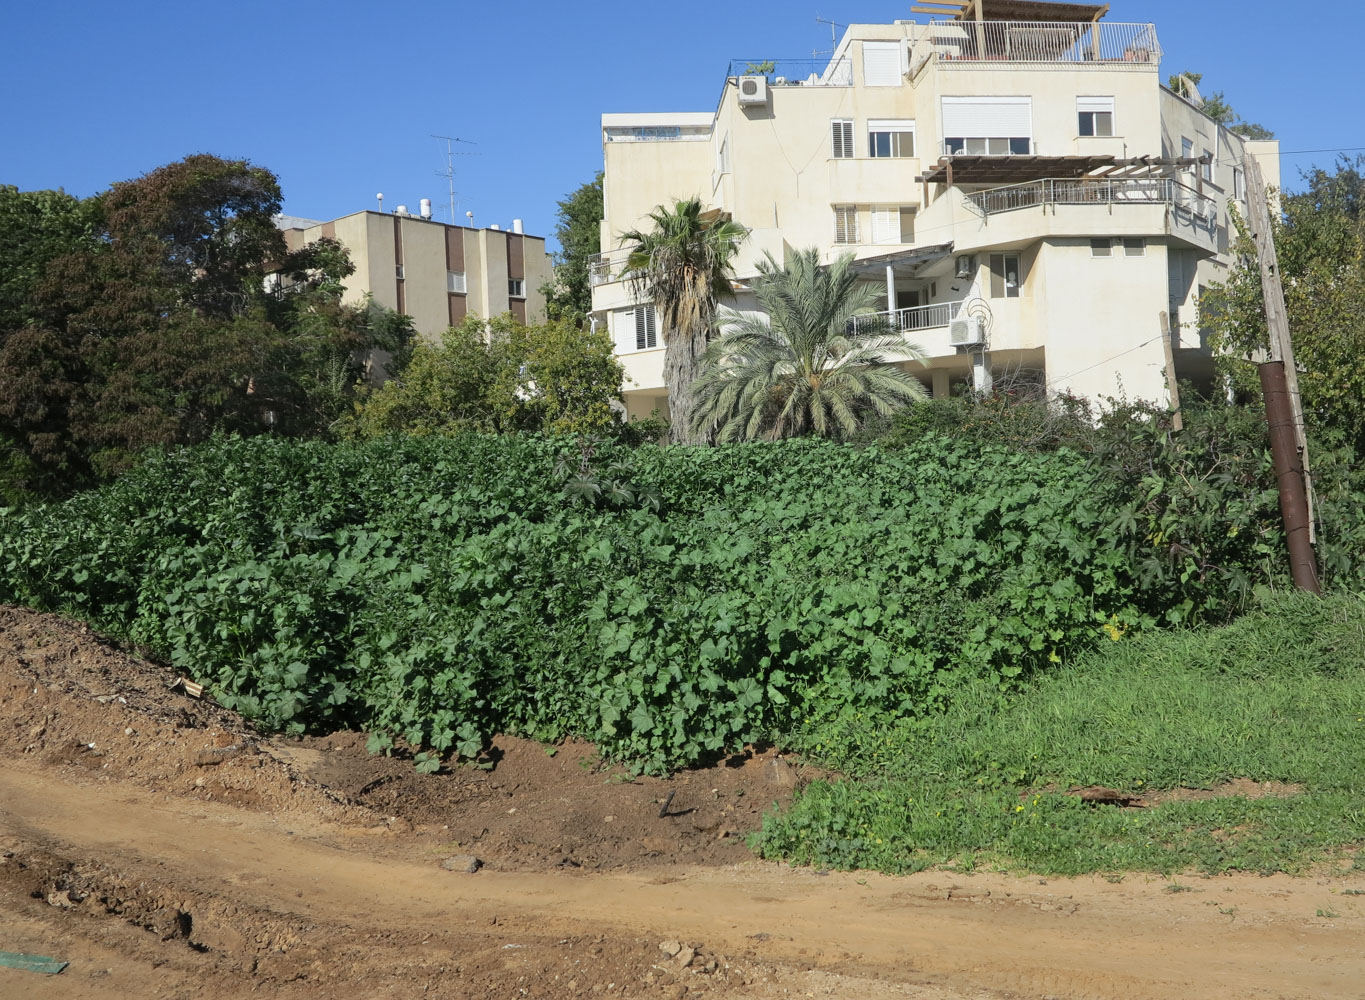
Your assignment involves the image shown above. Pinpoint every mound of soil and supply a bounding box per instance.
[0,605,815,871]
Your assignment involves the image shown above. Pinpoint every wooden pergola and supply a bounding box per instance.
[917,154,1216,201]
[910,1,1110,22]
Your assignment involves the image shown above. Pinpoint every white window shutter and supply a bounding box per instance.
[863,42,903,87]
[942,97,1033,137]
[871,208,899,245]
[831,120,853,158]
[1077,96,1115,114]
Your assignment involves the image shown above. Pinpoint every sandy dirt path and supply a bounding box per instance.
[3,760,1362,1000]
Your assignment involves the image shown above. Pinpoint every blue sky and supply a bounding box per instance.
[3,1,1362,250]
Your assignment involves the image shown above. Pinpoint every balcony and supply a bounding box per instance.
[589,248,632,287]
[965,176,1215,219]
[725,58,853,88]
[926,20,1160,65]
[850,300,963,336]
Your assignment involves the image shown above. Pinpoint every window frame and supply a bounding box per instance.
[989,252,1022,298]
[447,270,466,293]
[867,119,916,159]
[831,119,854,159]
[1076,96,1116,138]
[1123,238,1146,257]
[833,205,860,244]
[508,277,525,299]
[634,305,657,350]
[1090,238,1114,258]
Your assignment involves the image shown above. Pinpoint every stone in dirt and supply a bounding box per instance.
[767,758,797,788]
[676,945,696,968]
[659,939,682,957]
[440,855,483,873]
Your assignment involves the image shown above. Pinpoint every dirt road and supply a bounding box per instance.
[3,607,1363,999]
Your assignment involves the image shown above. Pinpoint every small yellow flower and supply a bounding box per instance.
[1015,805,1025,813]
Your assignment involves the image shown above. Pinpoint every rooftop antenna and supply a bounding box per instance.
[431,133,478,225]
[813,14,845,57]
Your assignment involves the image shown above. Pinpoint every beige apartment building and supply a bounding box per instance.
[277,209,552,339]
[590,0,1280,419]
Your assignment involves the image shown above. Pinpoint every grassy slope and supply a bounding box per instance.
[755,594,1365,876]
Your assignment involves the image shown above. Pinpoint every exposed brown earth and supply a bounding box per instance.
[2,605,1364,1000]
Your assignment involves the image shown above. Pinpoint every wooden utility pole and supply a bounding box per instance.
[1160,310,1184,432]
[1244,153,1321,593]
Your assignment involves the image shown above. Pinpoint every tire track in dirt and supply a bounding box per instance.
[3,761,1362,1000]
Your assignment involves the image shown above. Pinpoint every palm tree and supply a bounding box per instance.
[691,248,928,442]
[619,199,747,444]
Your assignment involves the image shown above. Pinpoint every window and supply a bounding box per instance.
[1233,167,1246,200]
[1090,238,1113,257]
[871,206,916,245]
[1202,149,1214,182]
[930,281,938,298]
[833,205,860,244]
[395,265,405,279]
[942,97,1033,156]
[717,134,731,175]
[1123,238,1146,257]
[508,278,525,298]
[989,253,1022,298]
[1181,136,1194,159]
[447,271,466,293]
[862,41,903,87]
[634,305,657,350]
[831,119,854,159]
[1077,97,1115,137]
[868,120,915,158]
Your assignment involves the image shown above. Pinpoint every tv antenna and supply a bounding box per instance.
[813,15,846,56]
[431,134,478,225]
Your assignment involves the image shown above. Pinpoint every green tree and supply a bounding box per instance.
[692,248,928,441]
[619,199,747,444]
[347,314,624,438]
[1203,156,1365,452]
[543,173,604,326]
[0,155,389,497]
[1167,71,1275,139]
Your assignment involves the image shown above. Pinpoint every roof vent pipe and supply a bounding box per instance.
[512,218,524,234]
[419,198,432,219]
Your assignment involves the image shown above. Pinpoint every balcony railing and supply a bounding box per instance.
[726,58,853,88]
[928,20,1160,65]
[851,300,962,336]
[589,248,633,287]
[965,176,1214,218]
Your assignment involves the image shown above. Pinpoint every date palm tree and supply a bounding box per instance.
[691,248,928,441]
[619,199,747,445]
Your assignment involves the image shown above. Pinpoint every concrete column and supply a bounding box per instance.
[971,351,993,395]
[885,264,896,319]
[931,369,951,400]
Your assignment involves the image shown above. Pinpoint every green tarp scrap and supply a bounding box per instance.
[0,951,68,975]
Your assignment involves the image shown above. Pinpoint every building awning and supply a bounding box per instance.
[848,243,955,276]
[918,154,1212,186]
[911,1,1110,22]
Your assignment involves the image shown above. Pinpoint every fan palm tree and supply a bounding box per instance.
[619,199,747,444]
[691,248,928,442]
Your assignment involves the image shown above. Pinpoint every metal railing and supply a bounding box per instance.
[588,248,633,287]
[928,20,1161,65]
[965,177,1214,218]
[726,58,853,87]
[851,300,962,335]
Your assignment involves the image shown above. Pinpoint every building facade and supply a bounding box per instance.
[277,210,552,340]
[590,1,1280,419]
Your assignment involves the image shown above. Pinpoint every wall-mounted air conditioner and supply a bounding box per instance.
[738,75,770,106]
[949,316,984,347]
[955,254,976,278]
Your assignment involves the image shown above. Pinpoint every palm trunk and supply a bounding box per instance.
[661,272,714,445]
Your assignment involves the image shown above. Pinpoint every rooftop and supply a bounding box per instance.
[912,0,1111,22]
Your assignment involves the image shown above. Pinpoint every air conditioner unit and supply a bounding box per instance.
[949,316,984,347]
[954,254,976,279]
[738,75,770,106]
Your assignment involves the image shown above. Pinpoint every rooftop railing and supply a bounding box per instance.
[965,176,1214,218]
[589,248,633,287]
[726,58,853,88]
[928,20,1160,65]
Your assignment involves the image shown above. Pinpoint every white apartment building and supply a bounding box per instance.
[590,0,1280,419]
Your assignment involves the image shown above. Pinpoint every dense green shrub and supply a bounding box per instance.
[0,431,1357,773]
